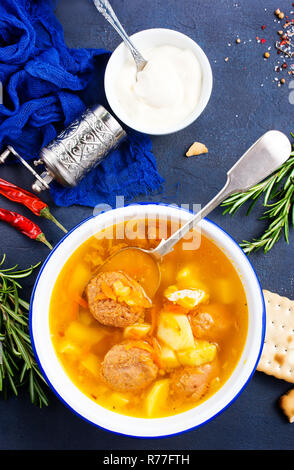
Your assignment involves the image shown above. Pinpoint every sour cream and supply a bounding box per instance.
[115,45,202,131]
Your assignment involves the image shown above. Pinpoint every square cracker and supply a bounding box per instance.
[257,290,294,383]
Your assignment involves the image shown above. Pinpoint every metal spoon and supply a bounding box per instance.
[100,131,291,297]
[93,0,147,73]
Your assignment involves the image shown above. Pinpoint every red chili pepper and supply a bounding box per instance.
[0,178,67,233]
[0,208,52,249]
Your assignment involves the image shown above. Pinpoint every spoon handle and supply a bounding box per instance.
[151,180,233,259]
[151,130,291,260]
[93,0,147,72]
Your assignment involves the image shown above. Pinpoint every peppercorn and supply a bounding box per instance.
[282,63,288,69]
[264,52,270,58]
[236,38,241,44]
[280,78,286,84]
[279,12,285,19]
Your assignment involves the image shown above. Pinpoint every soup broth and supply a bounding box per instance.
[50,219,248,418]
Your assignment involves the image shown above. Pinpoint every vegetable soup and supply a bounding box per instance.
[50,219,248,418]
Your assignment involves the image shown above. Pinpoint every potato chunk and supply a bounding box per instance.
[58,338,82,356]
[68,262,91,296]
[66,321,108,346]
[79,309,93,326]
[157,313,194,350]
[110,392,130,408]
[145,379,170,417]
[159,345,180,369]
[176,266,207,291]
[177,340,217,367]
[81,353,100,376]
[123,323,151,340]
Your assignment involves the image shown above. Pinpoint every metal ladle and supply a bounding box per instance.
[99,131,292,298]
[93,0,147,73]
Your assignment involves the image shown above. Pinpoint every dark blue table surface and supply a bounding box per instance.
[1,0,294,450]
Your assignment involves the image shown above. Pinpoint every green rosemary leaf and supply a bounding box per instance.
[246,197,260,216]
[0,258,48,406]
[7,372,18,396]
[1,303,28,326]
[19,363,28,383]
[264,177,278,205]
[222,147,294,253]
[284,215,289,243]
[1,349,15,377]
[10,329,31,367]
[29,369,35,404]
[32,364,48,386]
[17,298,30,311]
[32,377,49,407]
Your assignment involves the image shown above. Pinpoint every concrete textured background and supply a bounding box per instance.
[0,0,294,449]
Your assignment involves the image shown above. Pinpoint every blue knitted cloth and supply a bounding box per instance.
[0,0,163,207]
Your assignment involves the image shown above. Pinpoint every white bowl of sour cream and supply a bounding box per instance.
[104,29,213,135]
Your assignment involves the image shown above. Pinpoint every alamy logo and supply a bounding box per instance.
[92,197,202,251]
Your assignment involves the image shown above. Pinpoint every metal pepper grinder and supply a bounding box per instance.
[0,105,126,193]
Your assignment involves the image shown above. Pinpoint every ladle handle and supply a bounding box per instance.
[151,178,233,260]
[93,0,147,71]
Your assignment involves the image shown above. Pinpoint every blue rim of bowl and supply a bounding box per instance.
[29,204,266,439]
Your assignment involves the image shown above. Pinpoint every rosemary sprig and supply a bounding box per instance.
[222,151,294,254]
[0,254,48,406]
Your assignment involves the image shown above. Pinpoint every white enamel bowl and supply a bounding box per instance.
[30,204,265,438]
[104,28,213,135]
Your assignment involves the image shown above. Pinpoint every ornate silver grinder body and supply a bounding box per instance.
[0,105,126,193]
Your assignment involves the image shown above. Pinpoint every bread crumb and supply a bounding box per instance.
[186,142,208,157]
[280,389,294,423]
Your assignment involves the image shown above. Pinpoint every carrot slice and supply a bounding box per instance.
[125,340,154,354]
[69,302,79,320]
[150,306,158,335]
[101,281,116,300]
[163,303,189,315]
[73,295,88,309]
